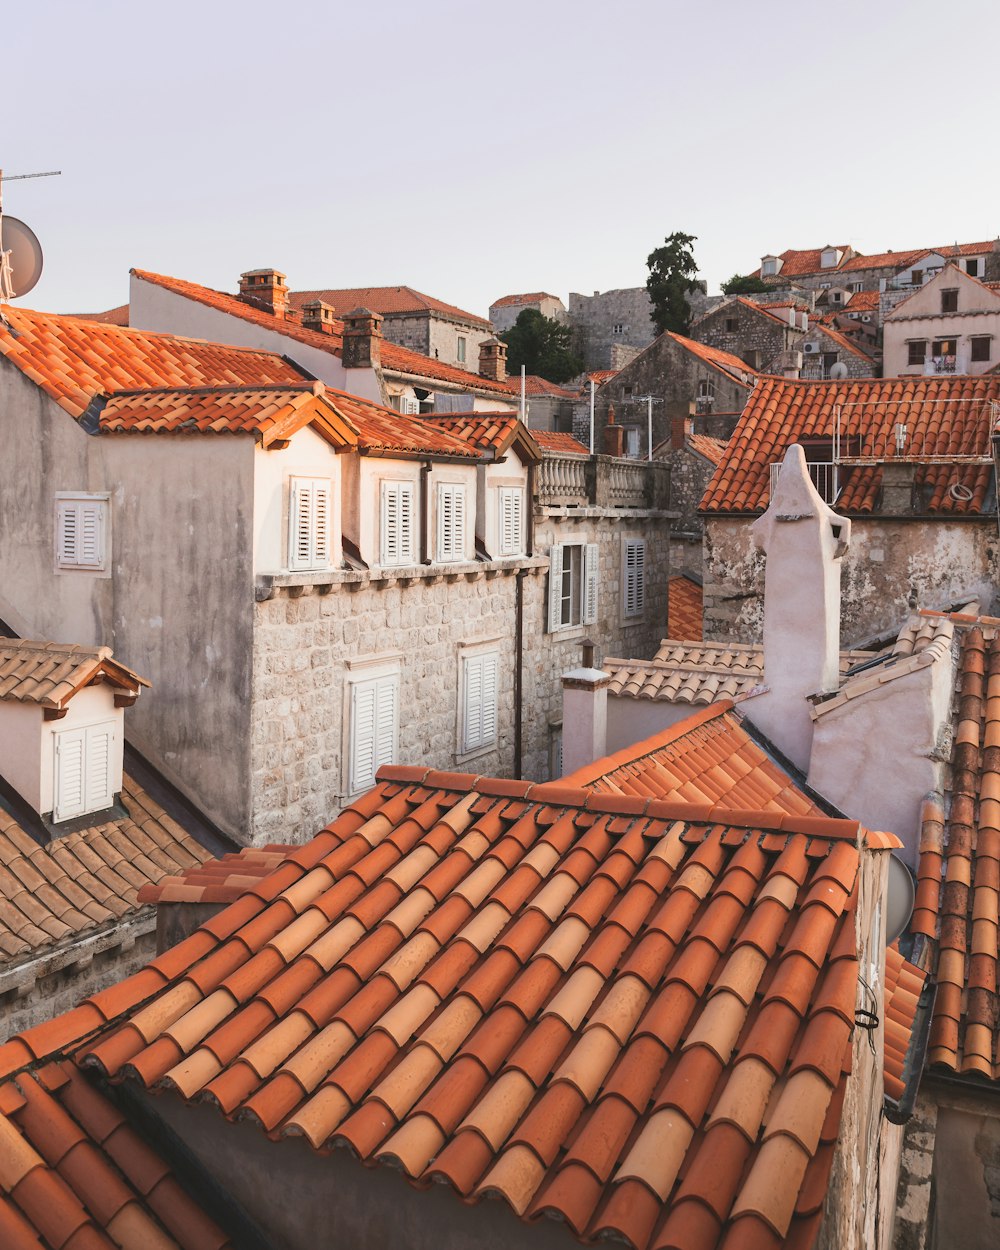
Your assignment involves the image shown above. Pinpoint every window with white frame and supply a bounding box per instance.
[461,649,499,754]
[497,487,524,557]
[53,721,117,822]
[548,542,598,631]
[348,668,399,794]
[436,484,466,562]
[55,494,109,572]
[456,336,467,363]
[622,539,646,619]
[380,480,416,566]
[288,476,332,571]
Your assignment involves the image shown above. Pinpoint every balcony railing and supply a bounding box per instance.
[770,460,839,504]
[537,453,670,510]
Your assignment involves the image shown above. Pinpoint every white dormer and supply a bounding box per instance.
[761,255,783,278]
[0,640,147,825]
[820,246,843,270]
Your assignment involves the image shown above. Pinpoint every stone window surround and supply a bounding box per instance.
[455,636,503,765]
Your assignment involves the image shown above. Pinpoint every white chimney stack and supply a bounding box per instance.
[745,445,850,771]
[560,642,610,775]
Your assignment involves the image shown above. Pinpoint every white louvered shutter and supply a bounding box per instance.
[499,488,523,557]
[547,543,564,632]
[350,674,399,793]
[463,653,499,752]
[54,729,86,821]
[437,485,465,562]
[57,499,106,570]
[381,482,416,565]
[85,723,115,811]
[289,478,332,571]
[624,540,646,618]
[582,543,600,625]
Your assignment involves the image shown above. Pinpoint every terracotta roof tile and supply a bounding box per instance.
[808,323,874,362]
[0,640,147,709]
[662,333,759,388]
[532,430,589,455]
[687,433,728,465]
[701,375,999,515]
[132,270,515,395]
[422,414,542,461]
[0,307,305,420]
[505,374,580,399]
[289,285,490,327]
[666,576,703,641]
[0,776,210,968]
[490,293,562,310]
[29,753,888,1249]
[845,290,879,313]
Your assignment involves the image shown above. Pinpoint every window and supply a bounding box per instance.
[820,248,840,269]
[456,336,467,363]
[55,495,108,572]
[622,539,645,619]
[971,336,991,363]
[819,282,832,290]
[822,352,839,375]
[612,322,625,335]
[625,427,641,458]
[965,258,983,277]
[831,291,843,303]
[348,669,399,794]
[53,721,116,822]
[548,542,598,631]
[910,269,923,286]
[497,487,524,557]
[436,484,466,562]
[742,349,760,370]
[932,339,957,372]
[941,288,959,313]
[761,258,779,277]
[725,317,737,332]
[288,477,331,571]
[907,340,927,366]
[698,379,716,399]
[380,481,416,566]
[461,651,498,754]
[851,282,863,293]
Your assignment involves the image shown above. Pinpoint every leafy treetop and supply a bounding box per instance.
[500,309,584,384]
[645,231,700,336]
[721,273,770,295]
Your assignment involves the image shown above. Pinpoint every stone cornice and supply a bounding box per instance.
[255,556,549,600]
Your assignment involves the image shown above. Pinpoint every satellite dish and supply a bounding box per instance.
[829,361,849,380]
[885,854,915,944]
[0,215,44,298]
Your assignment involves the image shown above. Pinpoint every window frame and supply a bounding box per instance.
[436,482,467,563]
[344,656,401,797]
[497,486,525,558]
[54,493,110,575]
[456,336,467,363]
[941,288,959,314]
[548,541,598,632]
[621,538,646,621]
[287,476,333,572]
[907,340,927,367]
[379,479,416,567]
[53,720,117,822]
[459,645,500,758]
[971,336,991,363]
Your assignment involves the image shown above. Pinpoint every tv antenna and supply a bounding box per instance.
[0,168,58,303]
[626,393,663,461]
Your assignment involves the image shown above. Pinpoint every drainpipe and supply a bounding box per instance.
[514,568,525,778]
[526,463,536,557]
[420,460,431,564]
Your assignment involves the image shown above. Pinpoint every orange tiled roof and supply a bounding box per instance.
[40,764,891,1250]
[0,640,147,709]
[845,290,879,312]
[505,374,579,399]
[0,306,306,420]
[0,1055,232,1248]
[914,619,1000,1080]
[587,369,618,386]
[734,298,798,327]
[664,333,758,387]
[667,576,704,640]
[605,639,871,707]
[883,944,927,1103]
[807,323,874,363]
[565,702,819,817]
[132,270,515,396]
[422,413,542,461]
[756,242,995,280]
[289,285,490,327]
[70,302,130,326]
[687,434,727,466]
[490,292,561,309]
[756,247,853,278]
[138,845,297,905]
[701,375,1000,515]
[533,430,589,455]
[0,776,209,964]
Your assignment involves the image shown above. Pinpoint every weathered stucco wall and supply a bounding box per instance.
[704,516,999,646]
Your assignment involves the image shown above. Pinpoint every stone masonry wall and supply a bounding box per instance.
[667,444,719,577]
[703,515,1000,646]
[692,299,800,371]
[567,288,657,371]
[249,508,671,845]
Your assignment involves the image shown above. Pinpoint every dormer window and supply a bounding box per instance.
[53,722,117,822]
[436,484,467,562]
[380,480,416,566]
[820,247,842,269]
[498,487,525,557]
[761,255,783,278]
[287,477,332,571]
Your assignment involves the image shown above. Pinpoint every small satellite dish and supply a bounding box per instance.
[0,215,44,298]
[829,361,849,380]
[885,854,915,944]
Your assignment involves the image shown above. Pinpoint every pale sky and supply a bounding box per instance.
[6,0,1000,320]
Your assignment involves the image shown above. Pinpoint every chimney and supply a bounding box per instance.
[342,307,383,369]
[776,349,803,380]
[301,300,338,335]
[238,269,289,317]
[745,444,851,772]
[880,462,917,514]
[478,336,508,383]
[604,402,624,457]
[671,413,693,450]
[560,641,610,774]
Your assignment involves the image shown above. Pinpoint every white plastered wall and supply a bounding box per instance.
[253,428,344,574]
[481,449,529,557]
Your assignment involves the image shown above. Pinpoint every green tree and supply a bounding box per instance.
[721,272,769,295]
[500,309,583,383]
[645,231,700,335]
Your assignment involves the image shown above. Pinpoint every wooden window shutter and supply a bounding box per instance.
[54,729,86,822]
[624,540,646,617]
[437,485,465,561]
[464,653,499,752]
[85,723,115,811]
[381,482,415,565]
[582,543,600,625]
[350,673,399,793]
[547,543,564,632]
[289,478,332,571]
[57,499,106,570]
[374,676,398,773]
[499,488,523,557]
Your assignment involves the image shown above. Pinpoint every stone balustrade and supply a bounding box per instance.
[536,453,670,511]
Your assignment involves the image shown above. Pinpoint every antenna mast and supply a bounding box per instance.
[0,168,59,303]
